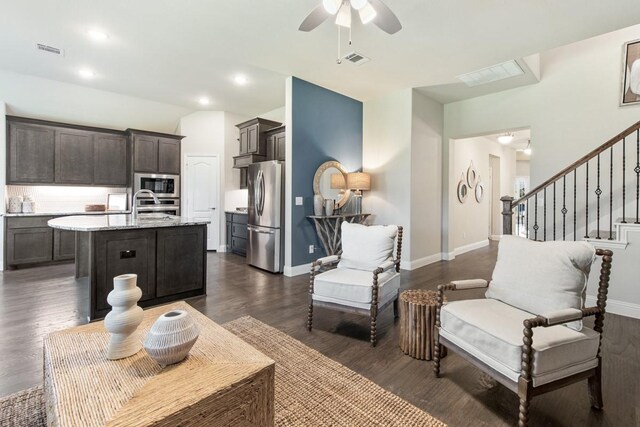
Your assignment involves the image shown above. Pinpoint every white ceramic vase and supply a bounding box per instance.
[144,310,199,367]
[324,199,335,216]
[104,274,144,360]
[313,194,324,216]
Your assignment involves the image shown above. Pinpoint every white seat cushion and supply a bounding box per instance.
[313,267,400,309]
[440,299,600,387]
[338,222,397,271]
[486,236,596,331]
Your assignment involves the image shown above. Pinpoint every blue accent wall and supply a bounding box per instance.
[291,77,363,266]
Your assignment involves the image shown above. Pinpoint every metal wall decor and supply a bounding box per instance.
[457,162,484,204]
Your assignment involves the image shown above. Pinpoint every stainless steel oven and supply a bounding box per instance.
[136,198,180,216]
[134,173,180,198]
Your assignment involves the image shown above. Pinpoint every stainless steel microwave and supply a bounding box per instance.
[134,173,180,198]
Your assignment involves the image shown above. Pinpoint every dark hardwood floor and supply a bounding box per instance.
[0,242,638,426]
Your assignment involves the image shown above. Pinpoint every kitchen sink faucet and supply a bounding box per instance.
[132,189,160,220]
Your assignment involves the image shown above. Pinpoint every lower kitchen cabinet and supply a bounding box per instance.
[5,216,74,267]
[226,212,248,256]
[156,226,205,297]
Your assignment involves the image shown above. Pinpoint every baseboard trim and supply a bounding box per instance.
[586,296,640,319]
[404,253,443,270]
[490,235,502,241]
[284,262,312,277]
[218,245,229,252]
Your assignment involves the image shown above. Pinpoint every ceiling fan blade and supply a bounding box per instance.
[299,4,331,32]
[368,0,402,34]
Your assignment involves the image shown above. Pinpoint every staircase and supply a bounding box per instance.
[500,120,640,319]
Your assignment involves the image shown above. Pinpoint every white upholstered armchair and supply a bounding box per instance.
[433,236,613,427]
[307,222,403,347]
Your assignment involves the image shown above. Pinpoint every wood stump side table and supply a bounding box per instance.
[398,290,447,361]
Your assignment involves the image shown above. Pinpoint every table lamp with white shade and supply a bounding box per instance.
[346,172,370,214]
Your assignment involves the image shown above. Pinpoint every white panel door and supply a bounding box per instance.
[185,155,219,250]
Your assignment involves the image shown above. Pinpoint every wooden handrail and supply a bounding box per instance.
[512,119,640,207]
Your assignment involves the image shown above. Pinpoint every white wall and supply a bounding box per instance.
[258,106,285,124]
[223,112,250,210]
[452,137,516,252]
[442,24,640,254]
[516,160,531,176]
[0,69,191,133]
[363,89,445,268]
[0,101,5,270]
[410,91,443,266]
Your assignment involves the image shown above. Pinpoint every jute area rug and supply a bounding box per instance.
[0,316,444,427]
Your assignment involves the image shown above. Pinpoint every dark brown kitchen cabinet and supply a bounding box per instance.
[265,128,286,161]
[53,229,76,261]
[8,121,55,184]
[225,212,248,256]
[6,227,53,265]
[234,118,281,189]
[130,130,183,174]
[94,134,128,186]
[55,128,95,184]
[156,226,205,297]
[6,116,129,186]
[93,229,157,313]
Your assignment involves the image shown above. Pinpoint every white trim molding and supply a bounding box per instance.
[403,253,443,270]
[284,262,312,277]
[586,296,640,319]
[445,239,490,260]
[490,234,502,241]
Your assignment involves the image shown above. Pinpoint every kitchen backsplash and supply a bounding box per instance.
[5,186,128,213]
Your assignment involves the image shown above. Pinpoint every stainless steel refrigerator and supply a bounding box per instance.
[247,160,284,273]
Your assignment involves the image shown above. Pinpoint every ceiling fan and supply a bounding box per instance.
[299,0,402,35]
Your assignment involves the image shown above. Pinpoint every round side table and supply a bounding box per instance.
[398,290,447,360]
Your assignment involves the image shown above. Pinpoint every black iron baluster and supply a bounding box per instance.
[622,136,626,223]
[636,129,640,224]
[543,188,547,241]
[553,182,556,240]
[573,170,577,241]
[534,193,539,241]
[609,146,613,240]
[526,198,530,239]
[585,162,589,238]
[596,154,601,239]
[562,176,567,240]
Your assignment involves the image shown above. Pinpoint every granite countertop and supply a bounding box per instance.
[47,214,210,232]
[4,210,130,217]
[225,210,248,215]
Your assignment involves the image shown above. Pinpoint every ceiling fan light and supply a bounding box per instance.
[335,3,351,28]
[359,2,377,24]
[350,0,368,10]
[323,0,342,14]
[497,133,514,144]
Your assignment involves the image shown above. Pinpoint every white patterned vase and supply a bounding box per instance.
[144,310,199,367]
[313,194,324,216]
[324,199,335,216]
[104,274,144,360]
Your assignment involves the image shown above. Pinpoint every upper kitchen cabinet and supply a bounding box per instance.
[236,118,281,156]
[7,120,56,184]
[6,116,129,187]
[129,130,184,175]
[265,126,286,162]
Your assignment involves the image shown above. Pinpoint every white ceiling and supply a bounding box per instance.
[2,1,640,116]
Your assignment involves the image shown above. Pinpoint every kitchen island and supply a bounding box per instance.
[48,215,209,320]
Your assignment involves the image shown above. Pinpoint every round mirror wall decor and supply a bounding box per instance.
[313,161,351,209]
[475,181,484,203]
[466,161,478,188]
[457,173,468,203]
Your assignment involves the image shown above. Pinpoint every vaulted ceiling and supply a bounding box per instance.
[2,0,640,115]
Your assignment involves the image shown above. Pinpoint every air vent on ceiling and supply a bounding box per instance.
[35,43,64,56]
[343,52,370,65]
[457,60,523,87]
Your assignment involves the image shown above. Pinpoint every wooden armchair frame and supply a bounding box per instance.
[307,226,403,347]
[433,249,613,427]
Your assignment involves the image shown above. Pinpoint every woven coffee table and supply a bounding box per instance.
[399,290,447,361]
[43,302,275,427]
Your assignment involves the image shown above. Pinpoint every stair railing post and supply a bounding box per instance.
[501,196,515,236]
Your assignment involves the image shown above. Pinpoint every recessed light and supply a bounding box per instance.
[234,75,248,86]
[87,29,109,42]
[198,97,210,106]
[78,68,95,79]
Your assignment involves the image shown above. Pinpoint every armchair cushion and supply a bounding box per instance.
[439,299,599,386]
[313,268,400,308]
[486,236,596,331]
[338,223,398,271]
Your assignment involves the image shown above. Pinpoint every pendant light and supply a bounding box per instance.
[497,133,514,144]
[523,140,532,155]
